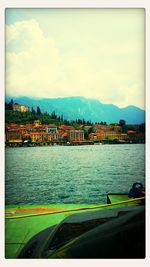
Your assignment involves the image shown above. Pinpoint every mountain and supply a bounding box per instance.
[5,96,145,124]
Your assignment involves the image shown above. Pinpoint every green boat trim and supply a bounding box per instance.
[107,193,145,204]
[5,196,145,220]
[5,195,145,259]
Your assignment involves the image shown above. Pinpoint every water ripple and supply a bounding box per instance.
[5,144,145,205]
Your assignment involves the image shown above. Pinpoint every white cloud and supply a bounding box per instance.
[6,20,61,97]
[5,13,145,109]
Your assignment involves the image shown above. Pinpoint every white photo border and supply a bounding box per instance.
[0,0,150,266]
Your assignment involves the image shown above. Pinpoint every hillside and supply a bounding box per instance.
[5,96,145,124]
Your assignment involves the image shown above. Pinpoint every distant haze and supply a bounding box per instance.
[6,9,145,109]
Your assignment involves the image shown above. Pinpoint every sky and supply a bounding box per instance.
[5,8,145,109]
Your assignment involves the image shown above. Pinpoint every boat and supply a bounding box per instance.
[5,192,145,259]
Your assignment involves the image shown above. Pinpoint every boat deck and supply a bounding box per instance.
[5,195,144,258]
[5,203,95,258]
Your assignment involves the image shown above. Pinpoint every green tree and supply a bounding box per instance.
[119,119,126,132]
[31,107,36,114]
[119,119,126,126]
[37,106,41,115]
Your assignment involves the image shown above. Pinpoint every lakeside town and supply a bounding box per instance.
[5,101,145,147]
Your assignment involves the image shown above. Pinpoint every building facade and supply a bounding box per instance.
[46,124,57,133]
[13,103,29,112]
[68,130,84,141]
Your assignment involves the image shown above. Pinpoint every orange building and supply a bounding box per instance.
[58,125,75,131]
[23,132,52,142]
[89,131,121,140]
[6,128,22,142]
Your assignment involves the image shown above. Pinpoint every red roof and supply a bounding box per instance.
[62,132,68,138]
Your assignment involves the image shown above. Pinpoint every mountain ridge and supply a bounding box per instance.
[5,96,145,124]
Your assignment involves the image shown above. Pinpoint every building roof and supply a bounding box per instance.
[58,125,75,130]
[47,124,57,128]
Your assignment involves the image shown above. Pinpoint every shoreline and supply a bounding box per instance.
[5,140,145,148]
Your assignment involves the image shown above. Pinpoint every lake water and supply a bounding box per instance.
[5,144,145,205]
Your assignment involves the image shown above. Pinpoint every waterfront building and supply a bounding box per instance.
[6,128,22,142]
[46,124,57,133]
[23,132,52,142]
[62,132,68,141]
[23,124,46,133]
[68,130,84,142]
[103,131,120,139]
[58,125,75,131]
[93,124,113,132]
[32,125,47,133]
[5,122,145,144]
[18,125,27,136]
[127,131,145,142]
[53,131,62,141]
[119,133,128,140]
[89,131,121,140]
